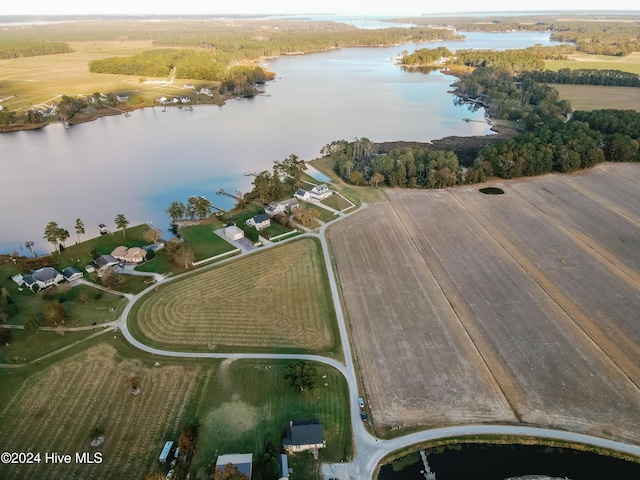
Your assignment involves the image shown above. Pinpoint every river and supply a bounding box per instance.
[0,31,563,253]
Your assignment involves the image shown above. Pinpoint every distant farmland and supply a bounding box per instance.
[328,163,640,443]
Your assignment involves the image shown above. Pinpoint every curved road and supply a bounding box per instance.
[116,204,640,480]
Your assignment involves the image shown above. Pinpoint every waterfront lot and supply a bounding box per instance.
[328,164,640,443]
[129,238,339,355]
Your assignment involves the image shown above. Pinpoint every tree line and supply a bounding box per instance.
[245,154,307,205]
[0,41,72,59]
[400,45,573,72]
[522,68,640,88]
[89,49,273,85]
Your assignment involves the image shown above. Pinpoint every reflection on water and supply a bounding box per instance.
[1,31,561,252]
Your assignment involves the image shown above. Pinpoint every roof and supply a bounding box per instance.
[295,188,308,196]
[95,254,118,267]
[279,454,289,478]
[225,225,243,235]
[62,267,82,278]
[111,246,128,257]
[289,422,324,447]
[253,213,270,223]
[31,267,62,283]
[276,198,299,207]
[216,453,253,478]
[124,247,146,260]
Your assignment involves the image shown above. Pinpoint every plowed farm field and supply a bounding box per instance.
[130,238,338,353]
[0,344,201,480]
[328,163,640,443]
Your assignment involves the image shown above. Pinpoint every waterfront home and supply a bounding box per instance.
[246,213,271,231]
[265,198,299,216]
[22,267,64,290]
[294,189,311,201]
[61,267,83,282]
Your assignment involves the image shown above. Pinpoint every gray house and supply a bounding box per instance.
[22,267,64,290]
[282,421,325,454]
[62,267,83,282]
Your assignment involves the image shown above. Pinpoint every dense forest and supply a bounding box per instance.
[0,41,72,59]
[452,67,571,123]
[522,68,640,87]
[89,49,272,86]
[400,45,573,72]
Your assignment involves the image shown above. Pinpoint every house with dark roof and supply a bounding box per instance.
[215,453,253,479]
[294,188,311,201]
[282,421,325,454]
[22,267,64,290]
[246,213,271,231]
[62,267,83,282]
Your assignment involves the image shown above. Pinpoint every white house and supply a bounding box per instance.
[246,213,271,231]
[294,189,311,201]
[183,83,195,89]
[309,184,331,200]
[62,267,83,282]
[282,421,325,454]
[225,226,244,240]
[22,267,64,290]
[198,87,213,96]
[265,198,299,216]
[116,94,129,102]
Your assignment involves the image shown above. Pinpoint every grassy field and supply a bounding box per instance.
[189,359,352,480]
[328,164,640,444]
[179,222,236,261]
[261,221,296,239]
[129,238,340,355]
[0,329,98,364]
[546,52,640,75]
[554,84,640,111]
[0,342,203,480]
[303,202,338,223]
[320,193,354,212]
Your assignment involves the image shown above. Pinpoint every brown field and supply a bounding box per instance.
[554,84,640,112]
[0,343,201,480]
[130,238,338,353]
[328,164,640,443]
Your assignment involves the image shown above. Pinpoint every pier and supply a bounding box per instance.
[216,188,242,201]
[419,447,437,480]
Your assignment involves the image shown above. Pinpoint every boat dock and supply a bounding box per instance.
[419,447,437,480]
[216,188,242,201]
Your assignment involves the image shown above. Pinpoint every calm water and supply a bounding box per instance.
[378,443,640,480]
[0,31,563,253]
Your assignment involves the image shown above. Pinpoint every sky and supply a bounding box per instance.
[2,1,639,16]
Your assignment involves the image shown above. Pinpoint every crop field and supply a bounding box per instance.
[546,52,640,75]
[328,164,640,443]
[0,343,201,480]
[130,238,338,354]
[554,84,640,111]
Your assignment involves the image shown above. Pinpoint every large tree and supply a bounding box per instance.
[43,221,61,253]
[212,463,250,480]
[114,214,129,239]
[75,218,85,244]
[166,201,186,222]
[284,360,317,392]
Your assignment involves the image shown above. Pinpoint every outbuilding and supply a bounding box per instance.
[215,453,253,479]
[225,225,244,241]
[62,267,83,282]
[159,441,173,463]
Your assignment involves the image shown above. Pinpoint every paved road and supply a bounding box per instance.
[114,199,640,480]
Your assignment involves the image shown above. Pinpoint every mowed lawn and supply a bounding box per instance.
[129,238,339,354]
[190,359,352,479]
[546,52,640,75]
[179,223,237,261]
[0,343,202,480]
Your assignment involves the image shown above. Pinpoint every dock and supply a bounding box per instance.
[418,447,437,480]
[216,188,242,201]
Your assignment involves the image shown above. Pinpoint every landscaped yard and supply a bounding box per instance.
[303,202,338,223]
[320,193,354,212]
[129,238,340,355]
[261,221,296,239]
[179,222,237,261]
[190,359,352,479]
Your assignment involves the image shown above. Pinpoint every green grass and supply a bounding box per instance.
[136,250,185,275]
[0,329,98,364]
[546,52,640,75]
[554,84,640,112]
[320,193,354,211]
[189,359,352,479]
[55,224,153,270]
[303,202,338,223]
[223,203,265,223]
[180,222,236,261]
[261,221,295,239]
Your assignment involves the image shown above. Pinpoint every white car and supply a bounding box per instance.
[358,397,365,408]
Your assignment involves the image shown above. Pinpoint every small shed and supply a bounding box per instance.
[225,225,244,241]
[159,441,173,463]
[278,454,289,479]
